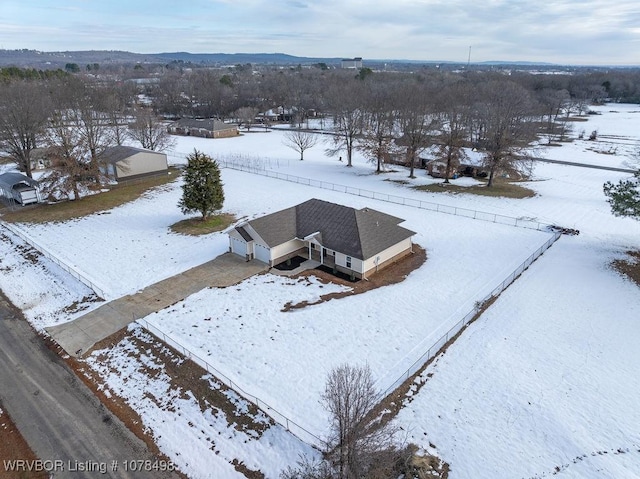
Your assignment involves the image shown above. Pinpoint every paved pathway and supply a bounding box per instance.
[0,293,178,479]
[530,156,635,173]
[47,253,267,357]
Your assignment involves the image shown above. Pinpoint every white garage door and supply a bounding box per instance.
[230,237,247,256]
[254,244,271,264]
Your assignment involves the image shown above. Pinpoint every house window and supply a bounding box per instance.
[311,243,316,249]
[346,256,352,268]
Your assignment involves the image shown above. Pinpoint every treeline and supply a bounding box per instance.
[0,66,69,81]
[0,64,638,199]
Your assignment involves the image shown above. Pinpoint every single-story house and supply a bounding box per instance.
[257,107,298,123]
[0,172,41,205]
[29,147,56,171]
[424,158,460,179]
[423,148,489,179]
[228,199,416,279]
[167,119,239,139]
[101,146,168,182]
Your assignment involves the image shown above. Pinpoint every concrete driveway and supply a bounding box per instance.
[47,253,268,357]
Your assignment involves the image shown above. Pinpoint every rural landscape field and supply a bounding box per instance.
[1,98,639,478]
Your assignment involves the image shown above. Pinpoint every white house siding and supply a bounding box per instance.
[116,152,168,180]
[228,232,249,258]
[334,252,364,275]
[271,238,305,265]
[362,237,413,277]
[254,244,271,264]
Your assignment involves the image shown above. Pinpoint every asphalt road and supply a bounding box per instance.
[0,292,179,479]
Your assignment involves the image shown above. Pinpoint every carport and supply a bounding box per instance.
[0,172,41,206]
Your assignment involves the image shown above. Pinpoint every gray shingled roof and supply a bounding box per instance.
[247,199,415,260]
[101,145,163,165]
[248,206,297,246]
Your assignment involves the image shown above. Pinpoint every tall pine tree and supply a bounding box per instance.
[603,170,640,220]
[179,149,224,221]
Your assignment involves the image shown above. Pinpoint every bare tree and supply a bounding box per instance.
[127,109,176,151]
[322,364,398,479]
[61,78,115,182]
[100,82,137,146]
[42,110,97,200]
[536,88,571,144]
[283,129,318,160]
[0,80,52,178]
[234,106,259,131]
[358,81,397,173]
[474,80,538,187]
[397,81,435,178]
[432,80,473,183]
[326,81,365,167]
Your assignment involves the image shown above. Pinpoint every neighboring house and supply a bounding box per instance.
[0,172,41,205]
[341,57,363,69]
[228,199,416,279]
[101,146,168,182]
[423,148,489,179]
[167,119,239,138]
[424,158,461,179]
[29,147,56,171]
[257,107,297,123]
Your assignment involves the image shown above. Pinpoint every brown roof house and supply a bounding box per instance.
[228,199,416,279]
[168,119,239,138]
[101,146,168,182]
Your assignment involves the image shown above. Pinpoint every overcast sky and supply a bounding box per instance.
[1,0,639,65]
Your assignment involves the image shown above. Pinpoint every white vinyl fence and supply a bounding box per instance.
[0,221,106,299]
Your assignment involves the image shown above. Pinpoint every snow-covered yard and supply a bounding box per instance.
[0,104,639,478]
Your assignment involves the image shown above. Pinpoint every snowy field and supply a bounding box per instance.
[86,325,315,479]
[138,174,550,438]
[0,104,639,478]
[535,103,640,170]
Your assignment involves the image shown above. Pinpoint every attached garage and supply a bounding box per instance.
[0,172,41,206]
[230,236,248,256]
[254,244,271,264]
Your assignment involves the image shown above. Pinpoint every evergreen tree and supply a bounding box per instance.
[603,170,640,220]
[179,150,224,221]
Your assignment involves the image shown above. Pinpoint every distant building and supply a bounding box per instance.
[101,146,168,182]
[167,119,240,139]
[341,57,363,69]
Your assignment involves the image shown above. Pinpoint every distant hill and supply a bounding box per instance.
[153,51,340,65]
[0,49,344,69]
[1,49,629,71]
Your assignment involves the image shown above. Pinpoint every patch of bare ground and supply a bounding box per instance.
[281,245,427,311]
[612,251,640,287]
[0,404,48,479]
[75,325,269,478]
